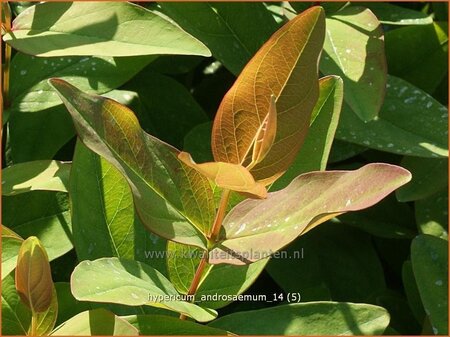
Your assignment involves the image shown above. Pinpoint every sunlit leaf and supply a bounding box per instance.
[71,258,217,322]
[1,227,23,280]
[271,75,343,190]
[4,2,210,57]
[50,79,215,249]
[209,163,411,264]
[411,235,448,335]
[211,7,325,184]
[209,302,390,335]
[2,273,31,335]
[415,190,448,240]
[15,236,54,312]
[178,152,267,199]
[51,309,138,336]
[361,2,433,25]
[321,6,386,121]
[2,160,70,196]
[251,95,277,166]
[32,287,58,336]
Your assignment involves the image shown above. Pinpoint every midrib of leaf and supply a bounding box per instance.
[337,312,386,335]
[325,27,347,73]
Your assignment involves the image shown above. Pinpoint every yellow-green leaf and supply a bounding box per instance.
[15,236,54,313]
[31,287,58,336]
[178,152,267,199]
[211,7,325,184]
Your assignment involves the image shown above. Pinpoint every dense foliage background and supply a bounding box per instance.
[1,1,448,336]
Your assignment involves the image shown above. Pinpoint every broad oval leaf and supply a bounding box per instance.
[49,79,215,249]
[411,235,448,335]
[209,163,411,264]
[321,6,387,122]
[211,7,325,184]
[1,227,23,280]
[15,236,54,312]
[2,160,70,196]
[209,302,390,335]
[336,76,448,158]
[51,309,138,336]
[2,273,31,335]
[71,258,217,322]
[178,152,267,199]
[4,2,211,57]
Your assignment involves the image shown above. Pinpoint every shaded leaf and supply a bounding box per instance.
[2,191,73,269]
[2,273,31,335]
[402,261,426,324]
[385,22,448,93]
[411,235,448,335]
[211,7,325,184]
[271,75,343,190]
[15,237,53,312]
[178,152,267,198]
[4,2,210,57]
[361,3,433,25]
[1,227,23,280]
[328,140,367,163]
[415,190,448,240]
[209,302,390,335]
[50,79,215,249]
[2,160,70,196]
[336,76,448,158]
[209,163,411,264]
[396,157,448,202]
[183,122,214,163]
[321,6,386,121]
[54,282,92,327]
[51,309,138,336]
[124,314,228,335]
[158,2,278,75]
[71,257,217,322]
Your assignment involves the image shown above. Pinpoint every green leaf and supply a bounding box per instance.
[4,2,210,57]
[361,3,433,25]
[210,163,411,264]
[8,52,154,163]
[271,75,343,190]
[54,282,92,327]
[51,309,138,336]
[411,235,448,335]
[402,261,426,324]
[396,157,448,202]
[415,190,448,240]
[2,273,31,335]
[211,7,325,185]
[183,122,214,163]
[336,76,449,158]
[321,6,386,121]
[124,70,209,149]
[159,2,278,75]
[328,140,367,163]
[2,191,73,273]
[123,314,228,335]
[1,227,23,280]
[32,287,58,336]
[71,141,163,265]
[2,160,70,196]
[15,237,53,313]
[209,302,390,335]
[267,223,386,302]
[71,258,217,322]
[385,23,448,94]
[50,79,215,249]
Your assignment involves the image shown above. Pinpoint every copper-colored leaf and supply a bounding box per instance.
[178,152,267,199]
[209,164,411,265]
[15,236,54,312]
[211,7,325,184]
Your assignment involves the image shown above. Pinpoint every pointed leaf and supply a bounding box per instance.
[336,76,448,158]
[32,287,58,336]
[321,6,387,121]
[211,7,325,184]
[124,314,228,335]
[2,160,70,196]
[51,309,138,336]
[209,302,390,335]
[4,2,210,57]
[1,227,23,280]
[178,152,267,199]
[71,258,217,322]
[209,163,411,264]
[271,75,343,190]
[411,235,448,335]
[251,95,277,166]
[49,79,215,249]
[15,236,54,313]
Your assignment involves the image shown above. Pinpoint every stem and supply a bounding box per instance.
[30,313,37,336]
[209,189,231,242]
[178,189,231,320]
[2,2,12,108]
